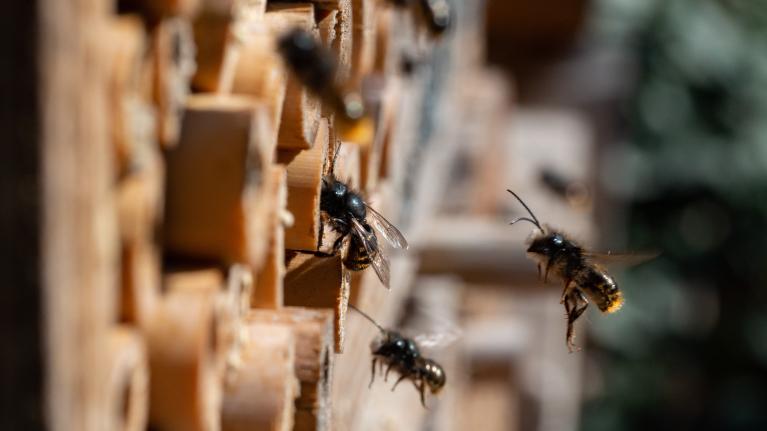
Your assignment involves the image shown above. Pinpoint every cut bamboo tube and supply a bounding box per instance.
[163,94,270,265]
[191,0,236,92]
[222,321,299,431]
[279,119,329,251]
[252,166,288,308]
[97,326,149,431]
[106,15,153,177]
[310,0,352,82]
[147,284,222,431]
[116,150,164,245]
[283,252,350,352]
[227,32,287,150]
[265,3,322,149]
[151,18,196,148]
[348,0,377,88]
[248,308,335,431]
[119,241,161,328]
[164,267,240,381]
[117,0,201,23]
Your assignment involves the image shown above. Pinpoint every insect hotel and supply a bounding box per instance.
[6,0,603,430]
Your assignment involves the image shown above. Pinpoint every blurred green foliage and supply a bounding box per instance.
[583,1,767,430]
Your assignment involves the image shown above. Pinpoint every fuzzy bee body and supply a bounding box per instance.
[320,176,408,288]
[507,190,643,352]
[351,307,446,407]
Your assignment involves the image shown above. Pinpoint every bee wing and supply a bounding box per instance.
[413,328,461,351]
[583,251,660,267]
[350,217,391,289]
[364,204,408,250]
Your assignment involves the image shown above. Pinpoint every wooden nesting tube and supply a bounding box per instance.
[252,165,288,309]
[221,320,299,431]
[150,18,196,148]
[97,326,149,431]
[283,252,351,353]
[278,119,329,251]
[163,94,271,265]
[146,283,221,431]
[265,3,322,149]
[117,0,201,23]
[248,308,335,431]
[313,0,353,82]
[348,0,378,88]
[191,0,236,92]
[164,267,240,382]
[106,15,152,177]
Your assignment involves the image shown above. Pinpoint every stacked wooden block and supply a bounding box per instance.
[65,0,464,430]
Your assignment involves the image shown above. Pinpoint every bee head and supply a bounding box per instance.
[527,231,565,257]
[346,191,367,220]
[422,359,446,393]
[321,178,347,214]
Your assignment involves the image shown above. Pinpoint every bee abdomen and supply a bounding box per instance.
[579,269,624,313]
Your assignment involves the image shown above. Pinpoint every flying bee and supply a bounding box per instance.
[320,176,408,288]
[276,28,373,143]
[507,189,654,352]
[349,304,446,407]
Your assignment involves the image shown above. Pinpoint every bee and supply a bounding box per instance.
[276,28,372,143]
[320,176,408,288]
[349,304,446,407]
[507,189,651,352]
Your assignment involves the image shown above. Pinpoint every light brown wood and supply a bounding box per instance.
[248,308,335,431]
[150,18,196,148]
[106,15,153,176]
[264,3,322,150]
[333,138,361,189]
[221,320,299,431]
[119,241,161,328]
[97,326,149,431]
[147,284,222,431]
[163,94,270,265]
[191,0,236,91]
[348,0,377,88]
[279,119,330,251]
[252,166,288,308]
[118,0,201,22]
[283,252,350,353]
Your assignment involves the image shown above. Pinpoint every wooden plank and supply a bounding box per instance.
[284,252,350,352]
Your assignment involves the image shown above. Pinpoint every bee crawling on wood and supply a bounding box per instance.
[320,176,408,288]
[507,189,654,352]
[349,304,446,407]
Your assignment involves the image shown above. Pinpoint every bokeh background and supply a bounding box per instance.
[471,1,767,430]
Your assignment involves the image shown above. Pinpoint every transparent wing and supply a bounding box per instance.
[413,329,461,350]
[350,217,391,289]
[583,250,659,267]
[365,204,408,250]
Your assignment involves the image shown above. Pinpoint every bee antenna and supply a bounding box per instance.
[506,189,543,231]
[348,304,385,333]
[331,140,342,175]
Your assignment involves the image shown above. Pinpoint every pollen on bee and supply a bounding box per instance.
[604,291,624,314]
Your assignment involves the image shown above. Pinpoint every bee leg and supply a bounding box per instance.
[384,363,395,382]
[537,263,541,279]
[564,293,588,353]
[369,358,377,388]
[560,280,573,304]
[543,263,550,283]
[415,380,427,408]
[391,374,408,391]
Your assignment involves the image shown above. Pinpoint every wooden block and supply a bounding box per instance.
[96,326,149,431]
[118,0,201,22]
[150,18,196,148]
[163,94,271,265]
[119,241,161,328]
[248,308,335,431]
[106,15,154,177]
[147,285,221,431]
[251,165,288,308]
[222,321,299,431]
[265,3,322,149]
[226,33,286,151]
[191,0,236,91]
[283,252,350,352]
[348,0,377,88]
[116,151,164,245]
[279,119,330,251]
